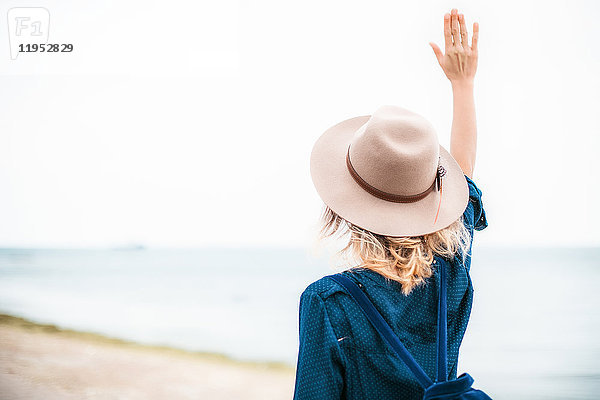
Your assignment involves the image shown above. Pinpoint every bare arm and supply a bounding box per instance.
[429,8,479,179]
[450,80,476,179]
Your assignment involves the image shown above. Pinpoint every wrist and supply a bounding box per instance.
[451,79,475,91]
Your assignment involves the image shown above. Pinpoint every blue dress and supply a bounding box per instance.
[293,174,489,399]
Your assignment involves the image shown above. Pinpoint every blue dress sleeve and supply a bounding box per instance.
[463,174,488,231]
[293,290,344,400]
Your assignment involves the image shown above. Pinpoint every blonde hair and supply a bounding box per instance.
[319,205,472,295]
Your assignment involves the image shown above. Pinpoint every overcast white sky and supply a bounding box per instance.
[0,0,598,248]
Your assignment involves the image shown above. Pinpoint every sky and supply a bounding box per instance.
[0,0,599,248]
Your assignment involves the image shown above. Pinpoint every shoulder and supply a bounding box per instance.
[300,274,344,302]
[464,174,483,202]
[297,275,352,333]
[300,267,376,301]
[462,174,489,231]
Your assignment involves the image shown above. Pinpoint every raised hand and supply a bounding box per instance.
[429,8,479,85]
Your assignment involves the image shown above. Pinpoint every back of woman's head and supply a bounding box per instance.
[319,205,472,295]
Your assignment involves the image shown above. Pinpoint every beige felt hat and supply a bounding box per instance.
[310,105,469,237]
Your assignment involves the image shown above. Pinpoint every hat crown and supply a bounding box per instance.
[348,105,440,196]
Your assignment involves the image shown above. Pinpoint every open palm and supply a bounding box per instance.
[429,8,479,83]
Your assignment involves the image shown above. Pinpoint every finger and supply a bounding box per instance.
[429,42,443,64]
[471,22,479,51]
[443,13,452,51]
[459,13,468,48]
[451,9,460,48]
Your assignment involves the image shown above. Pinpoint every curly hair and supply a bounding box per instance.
[318,205,472,295]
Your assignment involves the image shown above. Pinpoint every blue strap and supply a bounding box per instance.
[436,262,448,382]
[328,274,434,389]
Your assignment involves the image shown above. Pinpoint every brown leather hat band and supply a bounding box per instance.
[346,147,446,204]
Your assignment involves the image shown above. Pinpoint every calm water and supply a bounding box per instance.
[0,246,598,399]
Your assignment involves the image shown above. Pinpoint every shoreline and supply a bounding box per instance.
[0,313,296,399]
[0,313,294,372]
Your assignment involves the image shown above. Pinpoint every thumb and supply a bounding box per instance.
[429,42,443,64]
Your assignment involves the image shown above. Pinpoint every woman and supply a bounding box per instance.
[293,8,487,399]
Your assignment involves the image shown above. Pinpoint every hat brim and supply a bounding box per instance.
[310,115,470,237]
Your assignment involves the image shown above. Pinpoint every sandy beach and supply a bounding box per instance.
[0,314,296,400]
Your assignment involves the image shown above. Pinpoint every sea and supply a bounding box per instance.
[0,246,598,399]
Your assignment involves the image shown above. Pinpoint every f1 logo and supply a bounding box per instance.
[7,7,50,60]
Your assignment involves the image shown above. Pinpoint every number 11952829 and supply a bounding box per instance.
[19,43,73,53]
